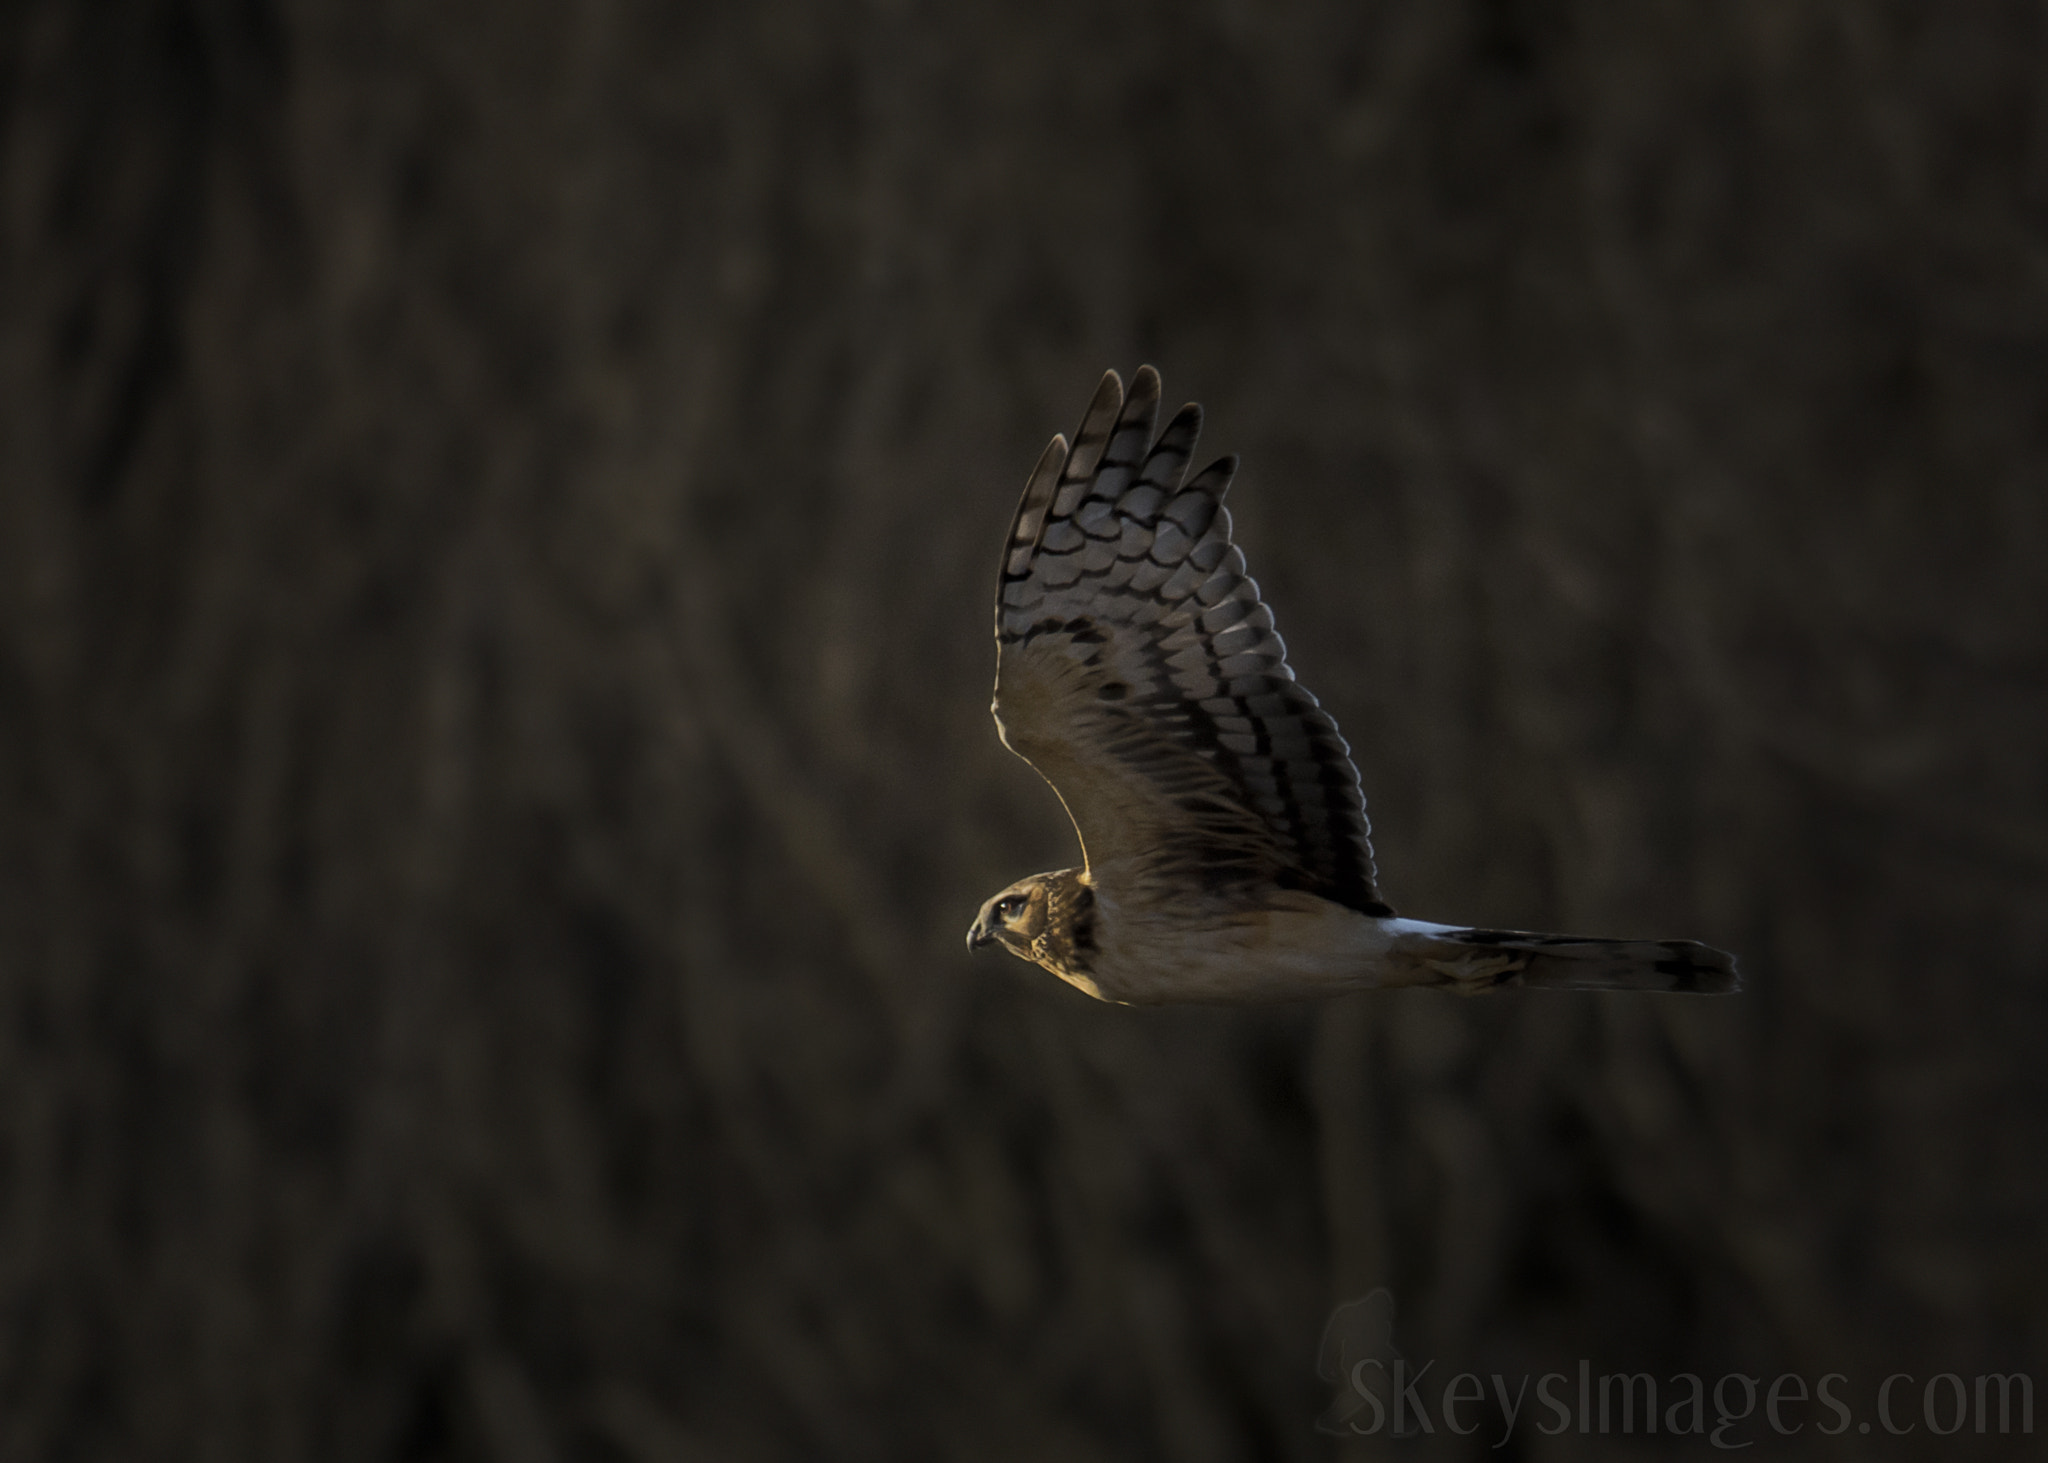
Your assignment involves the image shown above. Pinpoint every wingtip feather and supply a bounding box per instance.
[1067,372,1126,481]
[1186,452,1239,501]
[1027,433,1068,495]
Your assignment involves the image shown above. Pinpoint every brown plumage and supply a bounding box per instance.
[966,367,1739,1004]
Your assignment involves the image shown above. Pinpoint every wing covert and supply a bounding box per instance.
[990,367,1391,917]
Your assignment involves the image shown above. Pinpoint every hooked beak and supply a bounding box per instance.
[966,916,993,953]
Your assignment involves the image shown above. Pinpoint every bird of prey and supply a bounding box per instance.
[966,367,1739,1004]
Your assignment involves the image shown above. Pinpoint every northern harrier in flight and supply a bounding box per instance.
[967,367,1739,1004]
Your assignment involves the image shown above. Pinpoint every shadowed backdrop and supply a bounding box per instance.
[3,2,2045,1459]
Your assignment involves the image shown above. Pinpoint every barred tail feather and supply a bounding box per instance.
[1390,921,1740,995]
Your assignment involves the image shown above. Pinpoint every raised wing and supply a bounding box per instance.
[991,367,1392,917]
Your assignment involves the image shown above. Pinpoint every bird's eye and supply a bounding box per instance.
[997,895,1025,920]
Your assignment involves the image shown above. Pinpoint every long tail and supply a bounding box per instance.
[1388,920,1740,994]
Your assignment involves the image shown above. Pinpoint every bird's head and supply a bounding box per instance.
[967,873,1055,961]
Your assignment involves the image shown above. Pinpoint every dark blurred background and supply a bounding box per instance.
[4,2,2046,1459]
